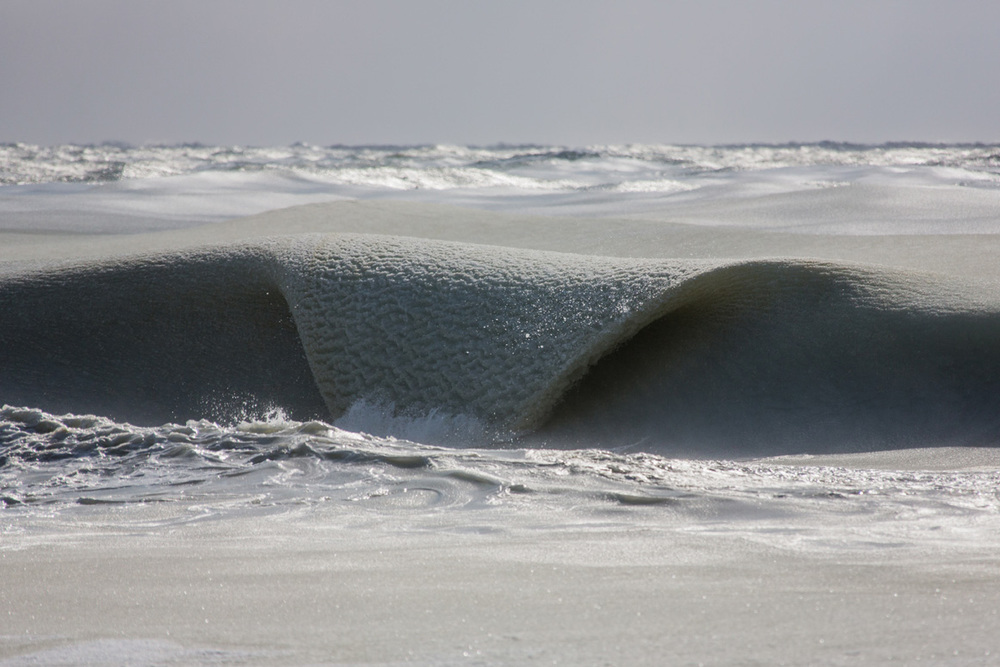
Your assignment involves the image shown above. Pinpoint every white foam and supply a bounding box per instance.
[334,399,490,446]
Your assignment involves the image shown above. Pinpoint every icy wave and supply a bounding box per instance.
[2,230,1000,456]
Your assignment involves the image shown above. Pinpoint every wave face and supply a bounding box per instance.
[535,262,1000,456]
[3,230,1000,457]
[0,244,328,425]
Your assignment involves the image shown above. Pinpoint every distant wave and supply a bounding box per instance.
[3,142,999,186]
[3,231,999,457]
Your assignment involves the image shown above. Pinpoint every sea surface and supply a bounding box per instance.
[2,144,1000,665]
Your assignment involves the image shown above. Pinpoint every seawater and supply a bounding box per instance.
[2,142,1000,556]
[3,141,1000,233]
[4,406,999,560]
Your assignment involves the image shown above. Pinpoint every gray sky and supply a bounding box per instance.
[2,0,998,146]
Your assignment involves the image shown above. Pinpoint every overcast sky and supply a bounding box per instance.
[2,0,998,146]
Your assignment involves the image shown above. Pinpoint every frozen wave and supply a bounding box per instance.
[3,220,1000,456]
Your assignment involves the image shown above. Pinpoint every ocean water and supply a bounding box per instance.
[3,143,1000,665]
[3,140,1000,521]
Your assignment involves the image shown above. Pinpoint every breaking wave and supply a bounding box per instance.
[3,231,999,458]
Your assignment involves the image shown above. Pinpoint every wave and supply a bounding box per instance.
[2,231,1000,457]
[4,142,999,186]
